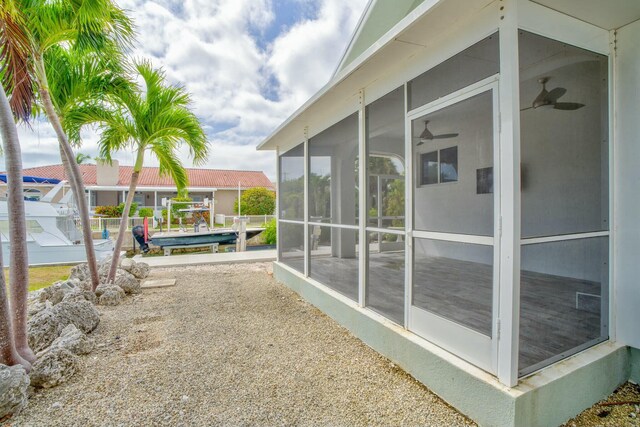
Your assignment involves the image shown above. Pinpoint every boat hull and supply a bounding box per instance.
[150,229,263,247]
[2,239,113,266]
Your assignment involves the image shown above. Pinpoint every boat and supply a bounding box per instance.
[149,228,264,248]
[149,204,264,248]
[0,180,113,266]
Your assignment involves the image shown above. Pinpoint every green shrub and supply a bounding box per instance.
[234,187,275,215]
[262,218,276,244]
[95,202,139,217]
[95,205,120,217]
[170,196,192,220]
[138,207,154,218]
[116,202,138,217]
[156,191,194,225]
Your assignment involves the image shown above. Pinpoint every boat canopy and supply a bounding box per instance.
[0,174,61,184]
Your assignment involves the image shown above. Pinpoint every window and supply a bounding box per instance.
[23,188,42,201]
[365,87,406,325]
[279,144,304,221]
[307,112,360,301]
[420,147,458,185]
[518,30,609,376]
[308,113,359,226]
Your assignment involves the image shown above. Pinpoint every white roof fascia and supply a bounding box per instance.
[86,185,219,192]
[332,0,377,79]
[257,0,445,152]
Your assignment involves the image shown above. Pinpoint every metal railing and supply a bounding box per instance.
[215,214,275,228]
[80,217,147,232]
[80,214,275,232]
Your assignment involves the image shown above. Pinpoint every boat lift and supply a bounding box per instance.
[162,197,214,232]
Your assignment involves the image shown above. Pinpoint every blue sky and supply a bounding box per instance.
[10,0,368,180]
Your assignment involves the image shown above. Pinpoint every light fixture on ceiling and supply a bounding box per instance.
[521,77,585,112]
[416,120,459,145]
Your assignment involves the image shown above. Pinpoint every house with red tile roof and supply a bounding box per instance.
[5,160,274,215]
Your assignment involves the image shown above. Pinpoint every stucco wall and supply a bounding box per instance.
[215,190,239,216]
[95,191,119,206]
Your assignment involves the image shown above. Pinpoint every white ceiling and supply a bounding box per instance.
[531,0,640,30]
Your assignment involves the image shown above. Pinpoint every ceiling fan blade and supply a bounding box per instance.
[520,106,534,112]
[433,133,459,139]
[546,87,567,103]
[554,102,585,111]
[419,128,434,139]
[532,87,548,107]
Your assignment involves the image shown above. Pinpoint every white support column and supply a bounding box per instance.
[211,190,215,230]
[377,175,382,248]
[87,189,92,210]
[404,82,413,329]
[167,199,171,232]
[275,147,281,263]
[497,0,522,388]
[154,191,158,216]
[358,89,367,308]
[303,128,310,277]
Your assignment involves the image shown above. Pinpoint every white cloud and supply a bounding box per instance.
[267,0,364,108]
[4,0,368,181]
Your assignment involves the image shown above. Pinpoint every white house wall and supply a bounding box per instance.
[614,18,640,350]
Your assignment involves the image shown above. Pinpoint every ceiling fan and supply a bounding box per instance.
[521,77,585,112]
[416,120,459,145]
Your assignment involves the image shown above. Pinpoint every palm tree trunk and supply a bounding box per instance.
[0,241,29,371]
[0,84,34,367]
[35,55,100,290]
[107,150,143,283]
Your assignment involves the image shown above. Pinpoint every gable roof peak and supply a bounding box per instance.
[334,0,426,76]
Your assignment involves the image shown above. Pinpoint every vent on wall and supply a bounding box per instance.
[576,292,601,314]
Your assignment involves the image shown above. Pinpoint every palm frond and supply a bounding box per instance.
[21,0,134,55]
[0,2,35,122]
[154,141,189,190]
[150,107,208,165]
[44,46,131,119]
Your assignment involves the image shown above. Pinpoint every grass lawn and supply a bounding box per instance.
[4,265,72,292]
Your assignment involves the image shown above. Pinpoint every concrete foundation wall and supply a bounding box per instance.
[630,347,640,384]
[273,262,631,427]
[515,345,629,427]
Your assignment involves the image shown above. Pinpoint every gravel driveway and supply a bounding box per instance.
[8,263,475,427]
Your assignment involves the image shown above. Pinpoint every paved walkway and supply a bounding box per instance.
[132,249,276,267]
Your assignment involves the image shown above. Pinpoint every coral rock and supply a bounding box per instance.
[0,365,29,418]
[47,324,95,356]
[29,348,78,389]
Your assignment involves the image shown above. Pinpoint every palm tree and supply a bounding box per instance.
[0,0,36,367]
[67,62,209,283]
[16,0,134,290]
[0,243,28,369]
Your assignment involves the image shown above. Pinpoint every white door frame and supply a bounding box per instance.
[405,76,501,374]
